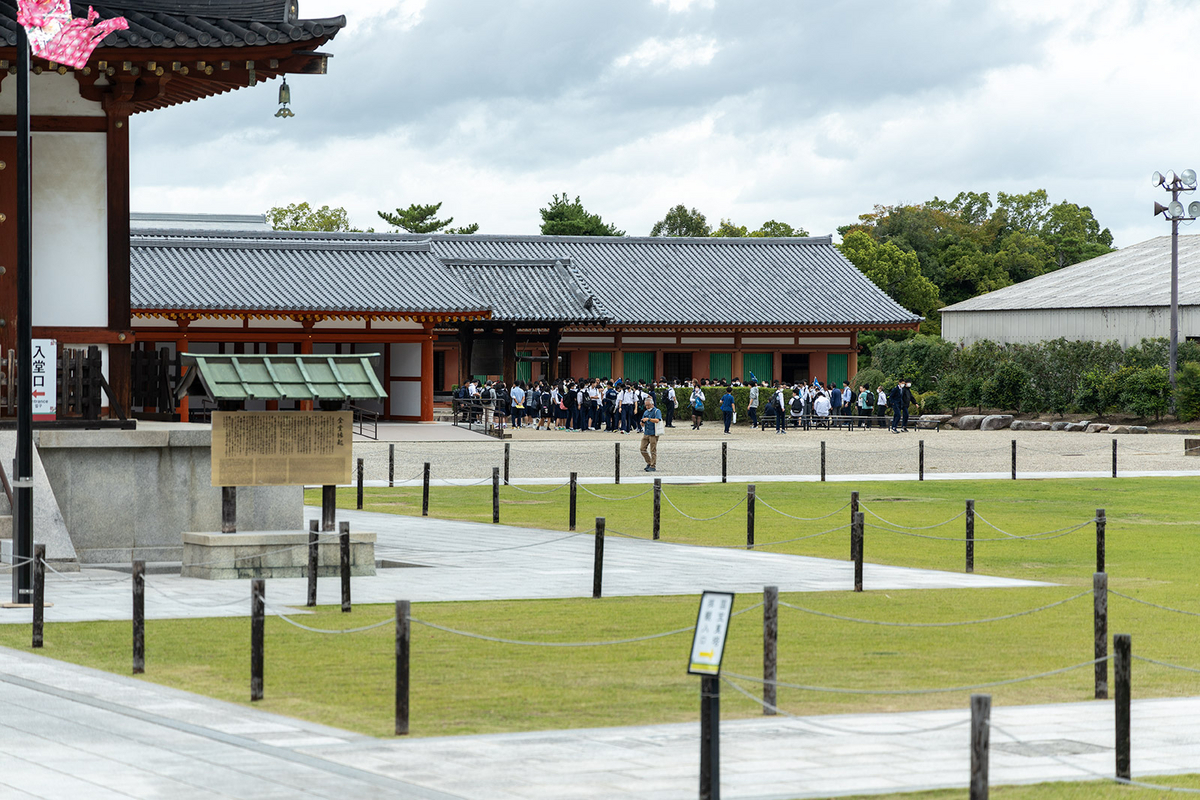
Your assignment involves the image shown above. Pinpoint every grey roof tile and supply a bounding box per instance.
[443,259,606,323]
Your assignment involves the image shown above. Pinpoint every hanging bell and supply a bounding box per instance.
[275,78,294,118]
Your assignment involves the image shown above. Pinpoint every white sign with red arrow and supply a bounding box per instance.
[31,338,56,421]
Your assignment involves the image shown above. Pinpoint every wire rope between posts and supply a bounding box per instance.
[723,655,1109,695]
[0,554,35,573]
[778,590,1090,628]
[407,602,763,648]
[860,505,965,530]
[1131,654,1200,675]
[719,677,971,736]
[660,491,745,521]
[989,722,1200,795]
[262,602,398,634]
[142,581,252,609]
[40,559,133,586]
[603,524,846,549]
[974,513,1097,541]
[578,484,654,501]
[373,530,591,555]
[755,497,850,521]
[505,482,570,495]
[1108,590,1200,618]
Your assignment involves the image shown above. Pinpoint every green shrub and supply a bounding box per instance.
[981,362,1029,412]
[1177,362,1200,422]
[1120,365,1171,420]
[937,372,966,413]
[849,367,888,394]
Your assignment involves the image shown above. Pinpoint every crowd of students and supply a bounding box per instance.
[455,375,919,435]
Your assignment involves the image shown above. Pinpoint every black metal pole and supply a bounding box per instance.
[1115,633,1131,780]
[31,543,43,647]
[339,520,351,613]
[1011,439,1016,481]
[918,439,924,481]
[721,441,727,484]
[966,499,975,573]
[251,579,264,701]
[614,442,620,485]
[356,458,364,510]
[388,443,395,487]
[820,441,826,482]
[569,471,577,531]
[13,28,32,605]
[492,467,500,524]
[850,491,859,561]
[306,519,318,608]
[396,599,410,736]
[221,486,237,533]
[763,585,777,716]
[1112,438,1117,479]
[653,478,661,540]
[592,517,605,599]
[133,560,145,673]
[422,462,430,517]
[700,675,720,800]
[746,484,755,550]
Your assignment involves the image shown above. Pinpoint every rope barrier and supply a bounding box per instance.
[660,491,746,521]
[505,482,570,495]
[142,581,251,609]
[754,497,850,521]
[1131,654,1200,675]
[863,517,1094,542]
[974,513,1097,541]
[778,590,1090,628]
[1108,590,1200,618]
[263,602,398,634]
[40,559,133,585]
[578,485,654,501]
[604,523,846,549]
[723,656,1108,695]
[861,505,965,530]
[719,676,971,736]
[407,602,763,648]
[374,530,591,555]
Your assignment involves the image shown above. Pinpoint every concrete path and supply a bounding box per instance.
[0,510,1047,624]
[2,644,1198,800]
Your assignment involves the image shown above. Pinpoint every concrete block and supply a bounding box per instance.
[181,530,375,580]
[956,415,986,430]
[980,415,1014,431]
[1010,420,1050,431]
[0,431,77,563]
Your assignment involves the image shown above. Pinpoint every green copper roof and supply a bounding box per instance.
[178,354,387,402]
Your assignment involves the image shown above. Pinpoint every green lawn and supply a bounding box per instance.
[830,776,1200,799]
[2,478,1198,748]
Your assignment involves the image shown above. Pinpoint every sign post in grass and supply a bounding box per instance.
[688,591,734,800]
[504,442,510,485]
[1011,439,1017,481]
[1112,438,1117,478]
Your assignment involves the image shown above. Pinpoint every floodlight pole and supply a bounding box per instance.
[12,28,33,604]
[1171,185,1180,389]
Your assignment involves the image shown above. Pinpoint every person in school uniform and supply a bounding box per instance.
[876,385,888,428]
[747,381,760,428]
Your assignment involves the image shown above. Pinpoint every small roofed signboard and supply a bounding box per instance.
[211,411,352,487]
[687,591,735,676]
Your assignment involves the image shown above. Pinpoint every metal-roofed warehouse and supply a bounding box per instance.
[940,235,1200,347]
[130,227,922,421]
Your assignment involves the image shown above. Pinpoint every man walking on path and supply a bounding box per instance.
[720,387,735,434]
[888,379,904,433]
[901,379,915,432]
[640,396,663,472]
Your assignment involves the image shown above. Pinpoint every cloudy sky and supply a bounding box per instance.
[130,0,1200,246]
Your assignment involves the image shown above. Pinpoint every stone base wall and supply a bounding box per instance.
[182,531,377,580]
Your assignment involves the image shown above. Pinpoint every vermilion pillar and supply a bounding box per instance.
[421,324,434,422]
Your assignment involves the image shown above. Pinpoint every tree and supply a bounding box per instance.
[649,204,710,237]
[377,202,478,234]
[751,220,810,237]
[838,231,941,317]
[539,193,624,236]
[710,218,749,237]
[267,202,360,232]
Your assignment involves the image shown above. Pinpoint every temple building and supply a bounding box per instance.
[128,227,923,421]
[0,0,345,413]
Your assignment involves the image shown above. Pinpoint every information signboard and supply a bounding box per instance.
[687,591,735,676]
[211,411,353,487]
[30,338,56,421]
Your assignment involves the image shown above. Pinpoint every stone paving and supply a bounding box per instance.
[2,644,1199,800]
[0,509,1047,624]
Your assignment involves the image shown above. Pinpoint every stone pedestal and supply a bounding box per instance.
[181,531,377,580]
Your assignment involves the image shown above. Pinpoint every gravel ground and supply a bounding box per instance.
[350,423,1200,483]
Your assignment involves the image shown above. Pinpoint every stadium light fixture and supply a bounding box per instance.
[1152,168,1197,392]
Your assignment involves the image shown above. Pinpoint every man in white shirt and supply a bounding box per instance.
[748,382,760,427]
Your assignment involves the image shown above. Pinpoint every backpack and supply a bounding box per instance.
[791,395,804,413]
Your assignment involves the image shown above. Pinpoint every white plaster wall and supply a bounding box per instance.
[390,342,421,377]
[941,307,1200,347]
[0,71,105,116]
[389,380,420,417]
[32,133,107,327]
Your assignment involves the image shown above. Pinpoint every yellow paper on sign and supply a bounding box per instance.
[211,411,353,487]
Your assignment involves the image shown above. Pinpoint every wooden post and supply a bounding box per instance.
[1096,509,1106,574]
[339,521,351,613]
[593,517,605,599]
[852,511,864,592]
[31,543,44,648]
[132,559,145,673]
[569,472,577,531]
[653,478,661,540]
[492,467,500,524]
[970,694,991,800]
[746,485,756,550]
[250,578,264,701]
[422,462,431,517]
[306,519,318,608]
[721,441,727,484]
[388,443,395,488]
[1115,633,1131,780]
[966,499,975,574]
[850,491,859,561]
[614,442,620,485]
[321,485,336,532]
[504,442,510,485]
[356,458,364,510]
[221,486,237,533]
[395,599,410,736]
[918,439,924,481]
[1112,438,1117,479]
[820,441,826,482]
[1011,439,1016,480]
[1094,572,1108,700]
[700,675,720,800]
[763,585,778,716]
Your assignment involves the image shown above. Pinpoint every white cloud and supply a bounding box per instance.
[613,35,719,70]
[652,0,715,12]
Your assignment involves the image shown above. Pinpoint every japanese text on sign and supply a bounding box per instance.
[687,591,735,675]
[211,411,353,487]
[30,338,56,421]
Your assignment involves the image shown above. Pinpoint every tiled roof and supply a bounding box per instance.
[443,259,606,323]
[131,229,922,328]
[942,235,1200,313]
[178,354,387,402]
[0,1,346,49]
[130,233,489,318]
